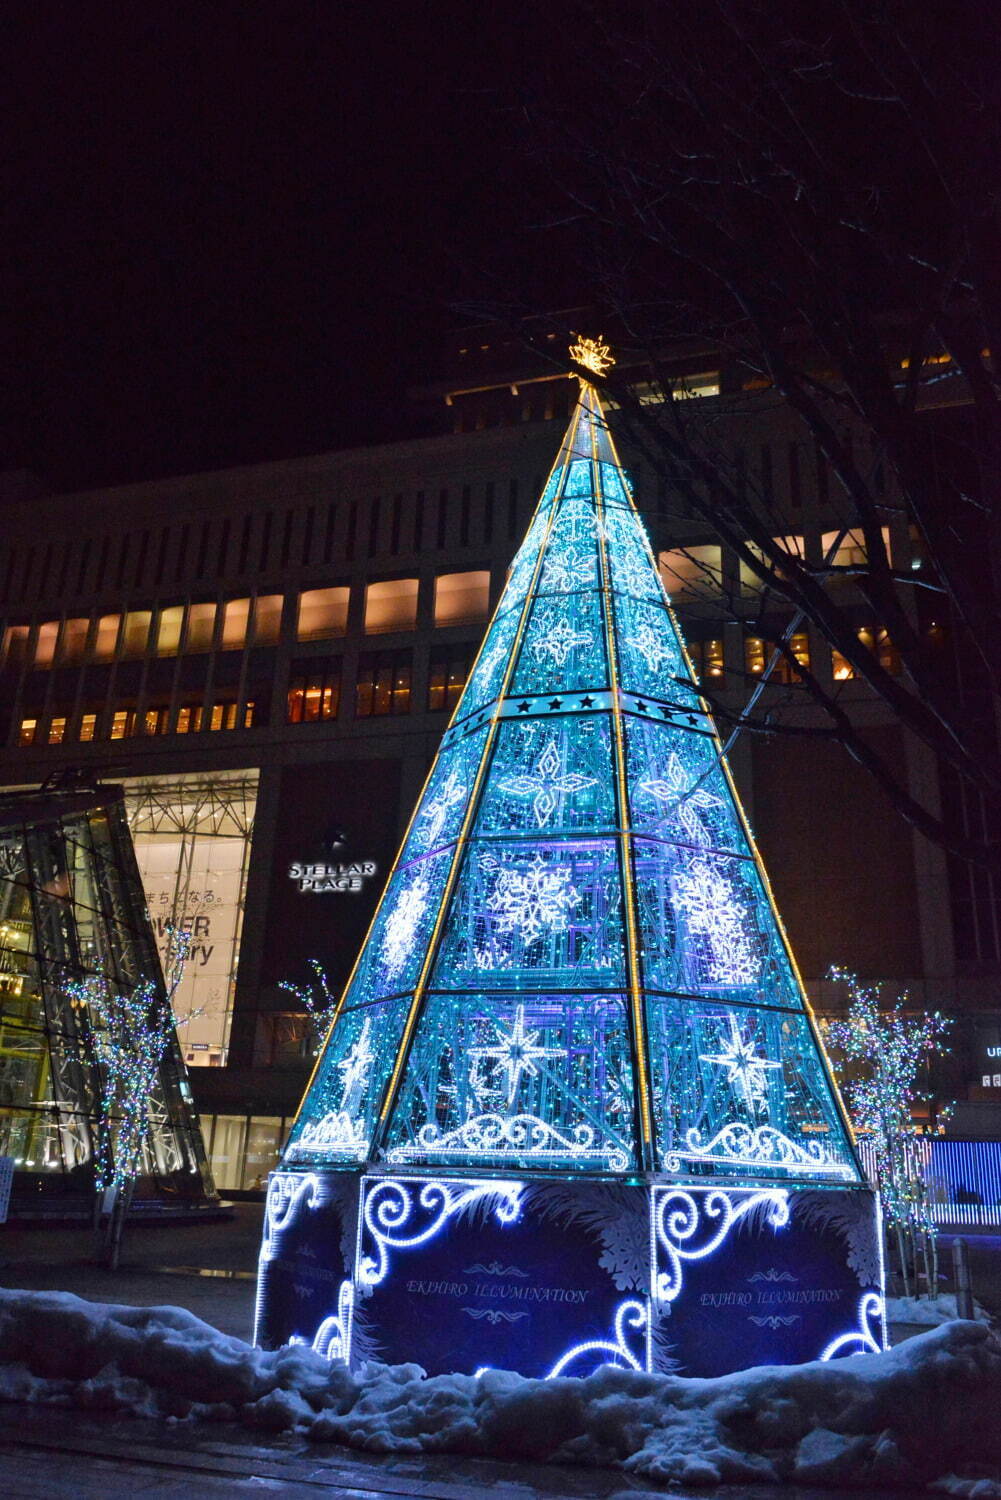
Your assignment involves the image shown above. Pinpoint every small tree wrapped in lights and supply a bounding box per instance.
[824,968,951,1298]
[65,925,194,1267]
[280,959,339,1056]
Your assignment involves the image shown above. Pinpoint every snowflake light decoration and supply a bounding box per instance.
[337,1016,375,1112]
[418,770,466,850]
[531,616,591,668]
[499,737,598,828]
[381,874,431,979]
[700,1013,781,1114]
[639,751,722,845]
[673,857,757,985]
[485,851,581,944]
[469,1004,564,1105]
[633,621,677,675]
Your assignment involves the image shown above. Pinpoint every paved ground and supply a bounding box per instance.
[0,1207,996,1497]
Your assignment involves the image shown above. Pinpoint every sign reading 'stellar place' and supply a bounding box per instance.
[289,860,378,893]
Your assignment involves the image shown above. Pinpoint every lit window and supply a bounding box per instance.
[208,701,240,731]
[744,637,766,675]
[2,625,31,669]
[774,632,811,684]
[433,570,490,626]
[109,710,133,740]
[428,646,471,711]
[254,594,284,646]
[740,536,804,594]
[185,602,216,653]
[34,622,60,668]
[79,714,97,742]
[18,718,37,746]
[659,545,722,599]
[156,606,184,657]
[820,527,891,569]
[220,598,251,650]
[832,626,901,680]
[59,618,90,665]
[287,659,341,723]
[364,577,418,634]
[355,651,412,716]
[297,587,348,641]
[121,610,152,659]
[48,717,67,745]
[140,706,170,736]
[93,614,121,661]
[688,638,725,683]
[175,705,204,734]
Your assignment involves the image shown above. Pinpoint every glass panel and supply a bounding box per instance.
[741,535,805,594]
[613,595,690,700]
[625,717,749,855]
[633,839,801,1008]
[208,1113,247,1191]
[364,578,418,633]
[241,1116,283,1190]
[297,587,347,641]
[2,625,31,669]
[254,594,284,645]
[645,997,857,1182]
[342,849,452,1008]
[220,598,250,650]
[432,837,625,991]
[510,588,608,697]
[452,603,520,719]
[658,546,723,600]
[284,996,412,1165]
[383,992,635,1173]
[185,602,216,652]
[121,611,152,659]
[601,491,664,603]
[17,719,37,746]
[156,606,184,657]
[34,622,60,668]
[59,618,90,665]
[475,715,616,837]
[433,570,489,626]
[396,725,487,867]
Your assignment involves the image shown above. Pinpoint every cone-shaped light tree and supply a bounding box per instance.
[257,342,883,1380]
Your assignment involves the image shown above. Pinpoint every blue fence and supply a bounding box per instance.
[856,1138,1001,1227]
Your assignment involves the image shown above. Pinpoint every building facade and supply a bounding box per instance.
[1,344,997,1189]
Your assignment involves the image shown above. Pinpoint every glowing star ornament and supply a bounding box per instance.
[530,616,591,668]
[469,1004,564,1105]
[699,1014,781,1114]
[569,334,614,379]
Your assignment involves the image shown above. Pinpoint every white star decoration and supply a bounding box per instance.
[530,615,591,668]
[633,621,676,674]
[499,737,598,827]
[700,1014,781,1114]
[469,1004,563,1105]
[639,751,722,845]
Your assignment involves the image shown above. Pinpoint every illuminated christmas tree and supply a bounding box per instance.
[257,341,884,1378]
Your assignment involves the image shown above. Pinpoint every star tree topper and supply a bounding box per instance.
[569,334,614,379]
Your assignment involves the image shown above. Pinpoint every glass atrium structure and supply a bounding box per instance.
[0,778,214,1213]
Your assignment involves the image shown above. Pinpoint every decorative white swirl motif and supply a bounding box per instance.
[749,1313,801,1329]
[462,1261,529,1279]
[291,1109,368,1159]
[664,1123,856,1178]
[461,1307,528,1324]
[254,1170,321,1347]
[358,1177,524,1289]
[385,1112,630,1173]
[819,1292,886,1360]
[309,1280,355,1364]
[652,1187,791,1305]
[546,1298,649,1378]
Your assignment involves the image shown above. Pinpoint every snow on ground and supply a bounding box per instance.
[1,1289,1000,1493]
[886,1294,991,1327]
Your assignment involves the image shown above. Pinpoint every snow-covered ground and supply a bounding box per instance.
[1,1289,999,1493]
[886,1294,991,1327]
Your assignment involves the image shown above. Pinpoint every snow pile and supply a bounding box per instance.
[1,1290,1000,1492]
[886,1294,991,1327]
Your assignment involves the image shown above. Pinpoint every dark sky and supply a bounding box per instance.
[2,4,574,490]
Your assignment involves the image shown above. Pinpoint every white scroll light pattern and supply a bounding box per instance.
[546,1298,649,1379]
[819,1292,887,1361]
[358,1177,524,1289]
[385,1112,630,1172]
[254,1171,321,1345]
[663,1123,856,1179]
[652,1187,791,1305]
[381,873,431,979]
[417,769,467,851]
[292,1279,355,1365]
[499,737,598,829]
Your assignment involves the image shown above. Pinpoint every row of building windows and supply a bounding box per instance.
[1,572,492,673]
[16,622,913,747]
[658,527,906,600]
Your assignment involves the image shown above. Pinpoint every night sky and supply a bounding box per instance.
[2,4,576,490]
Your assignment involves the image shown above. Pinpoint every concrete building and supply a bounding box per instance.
[1,338,997,1191]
